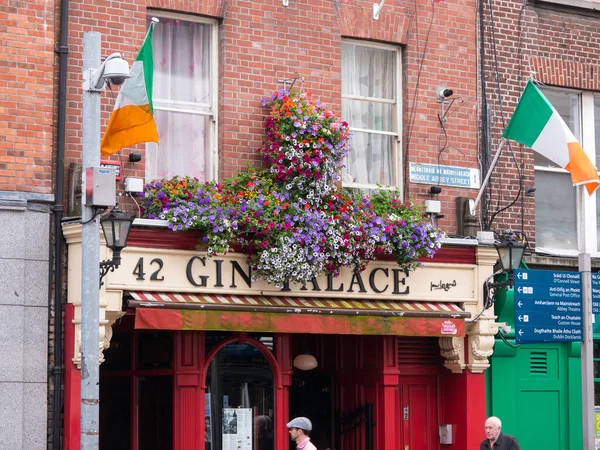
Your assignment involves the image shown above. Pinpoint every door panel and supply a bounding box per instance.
[399,376,438,450]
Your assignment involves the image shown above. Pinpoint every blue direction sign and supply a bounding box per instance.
[514,269,582,344]
[591,273,600,314]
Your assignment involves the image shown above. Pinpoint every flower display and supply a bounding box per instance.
[139,90,444,286]
[260,89,350,205]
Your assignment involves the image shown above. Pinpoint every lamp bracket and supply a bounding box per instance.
[99,251,122,288]
[99,259,119,288]
[283,0,289,6]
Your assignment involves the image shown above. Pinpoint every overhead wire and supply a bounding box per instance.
[481,0,525,230]
[515,0,529,235]
[403,0,437,198]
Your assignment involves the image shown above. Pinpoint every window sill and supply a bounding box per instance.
[535,0,600,11]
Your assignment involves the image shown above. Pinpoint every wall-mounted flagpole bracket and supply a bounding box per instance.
[373,0,386,20]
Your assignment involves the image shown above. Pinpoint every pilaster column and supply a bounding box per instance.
[466,245,499,372]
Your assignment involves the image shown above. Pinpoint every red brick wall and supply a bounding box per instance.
[481,1,600,244]
[0,1,55,193]
[24,0,478,233]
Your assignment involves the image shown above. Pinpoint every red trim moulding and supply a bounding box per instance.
[63,303,81,450]
[128,226,476,263]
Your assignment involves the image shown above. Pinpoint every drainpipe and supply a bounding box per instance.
[53,0,69,447]
[478,0,490,231]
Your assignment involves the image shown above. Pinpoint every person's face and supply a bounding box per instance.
[289,427,302,442]
[484,420,500,441]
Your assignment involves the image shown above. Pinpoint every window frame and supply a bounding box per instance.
[146,11,220,181]
[534,86,599,256]
[341,39,403,193]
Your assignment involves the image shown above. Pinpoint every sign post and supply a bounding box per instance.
[513,269,583,344]
[580,254,594,450]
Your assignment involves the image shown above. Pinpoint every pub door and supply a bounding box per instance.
[398,375,438,450]
[289,374,334,450]
[99,314,174,450]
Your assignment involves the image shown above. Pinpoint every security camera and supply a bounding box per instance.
[436,86,454,102]
[103,54,131,86]
[83,52,131,92]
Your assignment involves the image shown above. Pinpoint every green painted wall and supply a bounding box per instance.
[486,284,583,449]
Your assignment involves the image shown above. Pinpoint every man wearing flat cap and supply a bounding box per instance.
[286,417,317,450]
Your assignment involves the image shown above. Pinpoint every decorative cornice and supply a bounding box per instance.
[466,317,499,373]
[439,336,465,373]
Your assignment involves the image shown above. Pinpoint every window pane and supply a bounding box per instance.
[342,98,394,132]
[535,171,577,250]
[535,89,580,167]
[148,16,213,181]
[152,18,213,107]
[342,43,396,99]
[146,109,212,181]
[342,42,398,188]
[343,130,395,186]
[136,331,173,370]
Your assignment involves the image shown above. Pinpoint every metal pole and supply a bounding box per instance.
[580,252,594,450]
[81,31,102,449]
[473,138,506,210]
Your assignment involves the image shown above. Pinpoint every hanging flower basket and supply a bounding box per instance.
[139,89,444,286]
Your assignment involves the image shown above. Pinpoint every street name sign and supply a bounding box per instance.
[513,269,582,344]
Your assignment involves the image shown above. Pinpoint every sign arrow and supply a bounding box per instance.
[518,315,523,322]
[518,329,523,336]
[517,272,522,279]
[517,301,523,307]
[517,287,522,294]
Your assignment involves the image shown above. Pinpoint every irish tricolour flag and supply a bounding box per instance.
[101,23,158,156]
[503,80,600,194]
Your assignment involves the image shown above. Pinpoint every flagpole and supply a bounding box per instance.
[579,184,594,450]
[474,138,506,210]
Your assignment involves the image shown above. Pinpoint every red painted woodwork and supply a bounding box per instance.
[128,225,477,264]
[128,227,206,250]
[274,334,292,450]
[379,336,400,450]
[419,244,477,264]
[62,312,483,450]
[63,303,81,450]
[439,356,487,450]
[173,331,204,450]
[399,376,439,450]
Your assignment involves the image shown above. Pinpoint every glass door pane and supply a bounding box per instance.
[206,341,274,450]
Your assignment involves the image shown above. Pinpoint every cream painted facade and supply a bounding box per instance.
[63,222,501,374]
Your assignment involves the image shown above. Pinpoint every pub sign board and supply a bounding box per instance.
[105,249,477,303]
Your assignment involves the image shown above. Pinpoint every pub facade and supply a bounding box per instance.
[63,222,499,450]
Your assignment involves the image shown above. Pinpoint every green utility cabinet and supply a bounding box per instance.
[486,286,583,449]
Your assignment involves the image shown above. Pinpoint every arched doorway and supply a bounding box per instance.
[203,334,276,450]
